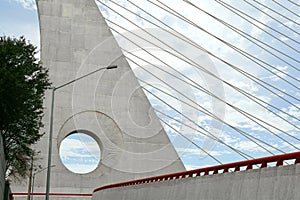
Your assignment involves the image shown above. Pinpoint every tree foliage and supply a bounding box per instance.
[0,36,51,178]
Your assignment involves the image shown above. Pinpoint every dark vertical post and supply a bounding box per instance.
[27,156,33,200]
[45,88,55,200]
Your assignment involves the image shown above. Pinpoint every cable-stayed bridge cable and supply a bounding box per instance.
[157,116,224,165]
[139,75,300,150]
[243,0,300,33]
[175,0,300,71]
[96,0,300,161]
[100,8,300,129]
[121,0,300,101]
[114,43,289,154]
[288,0,300,8]
[155,109,254,160]
[271,0,300,19]
[99,0,300,108]
[214,0,300,48]
[123,45,300,133]
[141,82,283,155]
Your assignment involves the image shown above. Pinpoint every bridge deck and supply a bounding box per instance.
[93,152,300,200]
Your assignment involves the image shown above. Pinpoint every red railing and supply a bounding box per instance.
[94,151,300,192]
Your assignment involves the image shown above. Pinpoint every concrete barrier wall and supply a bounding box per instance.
[0,135,5,200]
[93,164,300,200]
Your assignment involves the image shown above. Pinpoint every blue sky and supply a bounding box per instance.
[59,133,100,174]
[0,0,39,46]
[2,0,300,172]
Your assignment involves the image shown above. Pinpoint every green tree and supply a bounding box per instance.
[0,36,51,178]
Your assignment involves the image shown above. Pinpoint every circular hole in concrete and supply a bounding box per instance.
[59,132,101,174]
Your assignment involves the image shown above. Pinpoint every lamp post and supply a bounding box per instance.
[45,65,118,200]
[32,165,55,200]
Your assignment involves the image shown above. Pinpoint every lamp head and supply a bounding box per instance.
[106,65,118,69]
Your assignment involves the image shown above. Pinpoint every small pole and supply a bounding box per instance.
[27,156,33,200]
[31,174,35,200]
[44,65,117,200]
[45,88,55,200]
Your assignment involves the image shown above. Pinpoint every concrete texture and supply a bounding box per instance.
[93,164,300,200]
[10,0,184,199]
[0,136,5,200]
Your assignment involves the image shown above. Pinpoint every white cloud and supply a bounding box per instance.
[59,134,101,173]
[62,163,99,174]
[284,104,300,119]
[176,147,230,157]
[60,137,100,159]
[184,164,200,170]
[12,0,36,10]
[268,65,288,81]
[233,140,264,152]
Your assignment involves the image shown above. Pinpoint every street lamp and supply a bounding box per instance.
[45,65,118,200]
[32,165,55,200]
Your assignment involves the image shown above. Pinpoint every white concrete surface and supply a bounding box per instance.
[93,164,300,200]
[10,0,184,199]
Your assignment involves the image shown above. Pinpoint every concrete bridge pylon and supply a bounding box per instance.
[11,0,185,199]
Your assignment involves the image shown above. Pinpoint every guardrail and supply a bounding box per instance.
[94,151,300,192]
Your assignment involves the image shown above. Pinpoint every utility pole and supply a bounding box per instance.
[27,156,33,200]
[45,65,117,200]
